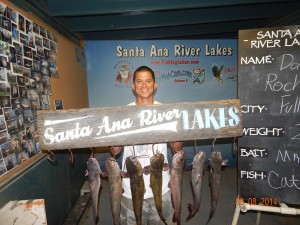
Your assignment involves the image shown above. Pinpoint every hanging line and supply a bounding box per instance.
[68,149,74,166]
[45,150,57,165]
[212,138,217,152]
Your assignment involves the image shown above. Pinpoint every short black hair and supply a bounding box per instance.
[133,66,155,82]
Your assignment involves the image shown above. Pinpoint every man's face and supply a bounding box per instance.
[132,71,157,100]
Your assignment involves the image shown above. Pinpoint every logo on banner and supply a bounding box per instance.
[192,67,206,84]
[114,61,133,87]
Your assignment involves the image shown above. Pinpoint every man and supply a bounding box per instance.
[111,66,183,225]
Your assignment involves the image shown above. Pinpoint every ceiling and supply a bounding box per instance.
[9,0,300,45]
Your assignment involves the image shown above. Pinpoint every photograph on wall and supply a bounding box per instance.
[12,63,22,74]
[0,82,10,96]
[23,58,32,68]
[23,46,32,58]
[0,160,6,175]
[2,16,11,31]
[0,3,5,15]
[33,22,39,34]
[54,99,63,110]
[5,7,13,20]
[12,23,19,41]
[39,26,46,38]
[13,42,22,55]
[22,67,31,78]
[0,67,7,82]
[19,33,28,47]
[4,153,17,171]
[0,130,9,145]
[0,115,6,131]
[4,108,16,121]
[0,96,11,108]
[0,55,8,68]
[8,46,16,63]
[15,54,22,66]
[1,141,13,158]
[35,35,42,48]
[25,19,32,34]
[11,98,20,110]
[18,14,24,32]
[0,40,9,55]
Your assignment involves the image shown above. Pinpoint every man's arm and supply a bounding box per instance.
[110,146,123,156]
[169,141,183,154]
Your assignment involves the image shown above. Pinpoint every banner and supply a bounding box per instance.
[38,99,242,150]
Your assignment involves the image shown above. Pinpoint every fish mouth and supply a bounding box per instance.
[172,150,185,159]
[107,157,117,162]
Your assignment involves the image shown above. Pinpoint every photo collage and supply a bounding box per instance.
[0,2,58,176]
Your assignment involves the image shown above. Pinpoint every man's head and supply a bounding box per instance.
[132,66,157,105]
[133,66,155,82]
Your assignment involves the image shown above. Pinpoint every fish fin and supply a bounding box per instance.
[195,174,201,185]
[186,162,193,168]
[169,165,173,174]
[172,211,181,225]
[186,204,196,221]
[100,171,107,178]
[222,159,228,166]
[163,163,169,171]
[120,171,129,178]
[143,165,151,175]
[206,213,213,225]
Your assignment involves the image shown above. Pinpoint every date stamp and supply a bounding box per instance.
[236,197,278,206]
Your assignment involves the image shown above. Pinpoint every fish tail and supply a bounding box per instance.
[206,211,214,225]
[94,215,99,225]
[186,203,196,221]
[156,210,167,225]
[160,216,167,225]
[172,211,181,225]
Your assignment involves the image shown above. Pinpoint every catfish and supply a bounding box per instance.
[186,151,206,221]
[105,157,122,225]
[125,156,145,225]
[169,150,186,225]
[85,157,102,225]
[149,153,168,225]
[206,151,223,225]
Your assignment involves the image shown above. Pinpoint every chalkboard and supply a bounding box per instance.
[238,25,300,205]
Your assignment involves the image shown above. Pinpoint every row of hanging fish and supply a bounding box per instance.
[85,149,226,225]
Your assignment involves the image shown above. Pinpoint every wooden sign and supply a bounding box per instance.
[238,25,300,205]
[37,99,243,150]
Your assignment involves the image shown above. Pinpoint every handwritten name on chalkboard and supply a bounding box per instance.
[238,25,300,205]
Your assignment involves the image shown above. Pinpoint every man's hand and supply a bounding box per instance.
[169,141,183,153]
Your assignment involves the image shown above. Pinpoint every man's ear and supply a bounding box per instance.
[154,82,158,90]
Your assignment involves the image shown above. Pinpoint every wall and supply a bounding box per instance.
[0,152,89,225]
[0,1,90,224]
